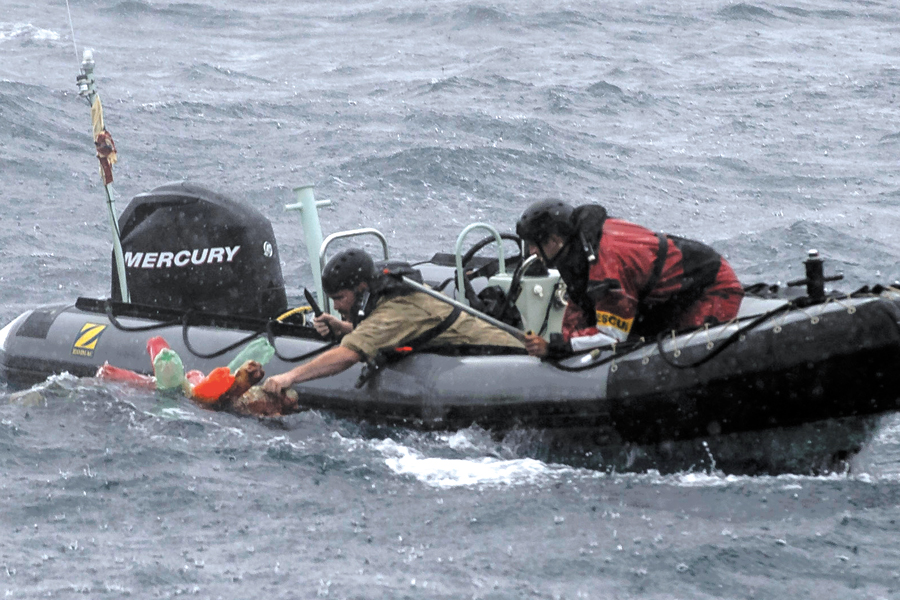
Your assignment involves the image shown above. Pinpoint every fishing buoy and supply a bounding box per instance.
[147,336,171,362]
[153,348,186,391]
[185,370,205,386]
[95,362,155,389]
[227,338,275,373]
[190,367,236,404]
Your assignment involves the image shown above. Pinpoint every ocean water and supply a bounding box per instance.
[2,0,900,598]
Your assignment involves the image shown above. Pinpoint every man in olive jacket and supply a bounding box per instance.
[262,248,524,393]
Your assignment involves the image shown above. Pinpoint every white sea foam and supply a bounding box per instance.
[0,23,59,43]
[153,406,195,420]
[371,438,575,488]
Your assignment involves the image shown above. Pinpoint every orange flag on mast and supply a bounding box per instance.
[90,95,117,185]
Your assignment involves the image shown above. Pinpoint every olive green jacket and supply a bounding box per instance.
[340,291,524,360]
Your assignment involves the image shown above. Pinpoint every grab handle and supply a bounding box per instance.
[454,223,505,306]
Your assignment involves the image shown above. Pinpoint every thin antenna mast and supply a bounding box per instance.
[64,0,80,63]
[76,52,131,303]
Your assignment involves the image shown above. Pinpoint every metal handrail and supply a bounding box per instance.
[454,223,506,306]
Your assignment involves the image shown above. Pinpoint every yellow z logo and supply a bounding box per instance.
[72,323,107,357]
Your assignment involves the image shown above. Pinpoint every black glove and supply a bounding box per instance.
[546,333,572,359]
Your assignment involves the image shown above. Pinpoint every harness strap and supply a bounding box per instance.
[401,306,462,350]
[355,306,463,388]
[631,234,725,339]
[637,232,668,307]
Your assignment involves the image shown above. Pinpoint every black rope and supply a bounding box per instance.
[537,281,562,337]
[655,302,795,369]
[105,300,265,358]
[126,308,334,362]
[492,257,529,328]
[265,320,338,362]
[103,299,333,362]
[181,312,263,359]
[546,302,796,373]
[272,339,337,363]
[181,316,336,362]
[545,341,637,372]
[105,301,181,332]
[433,276,454,293]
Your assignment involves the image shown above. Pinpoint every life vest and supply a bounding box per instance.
[556,205,724,339]
[354,261,462,387]
[631,234,722,338]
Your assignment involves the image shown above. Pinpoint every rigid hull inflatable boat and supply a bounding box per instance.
[2,289,900,448]
[2,179,900,451]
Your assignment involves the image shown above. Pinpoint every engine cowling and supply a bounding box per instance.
[111,181,287,319]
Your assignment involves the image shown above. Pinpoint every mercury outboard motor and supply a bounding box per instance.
[111,181,287,319]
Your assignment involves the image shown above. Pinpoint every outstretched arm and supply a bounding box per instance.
[262,346,362,392]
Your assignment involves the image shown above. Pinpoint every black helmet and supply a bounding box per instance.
[321,248,376,295]
[515,200,575,244]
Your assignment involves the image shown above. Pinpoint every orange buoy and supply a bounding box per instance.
[190,366,236,403]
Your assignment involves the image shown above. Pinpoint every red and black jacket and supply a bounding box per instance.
[554,205,726,348]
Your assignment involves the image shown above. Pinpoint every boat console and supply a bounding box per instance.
[287,185,567,338]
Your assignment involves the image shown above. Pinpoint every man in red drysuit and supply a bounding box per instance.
[515,200,743,358]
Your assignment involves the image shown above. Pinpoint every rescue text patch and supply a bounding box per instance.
[595,311,633,334]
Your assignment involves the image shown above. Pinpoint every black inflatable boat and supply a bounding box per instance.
[3,181,900,455]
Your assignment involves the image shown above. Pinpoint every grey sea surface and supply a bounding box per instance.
[2,0,900,598]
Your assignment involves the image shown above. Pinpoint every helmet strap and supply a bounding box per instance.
[535,242,551,267]
[539,231,583,269]
[355,289,372,325]
[579,231,597,263]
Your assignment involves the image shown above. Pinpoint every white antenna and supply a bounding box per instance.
[64,0,80,63]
